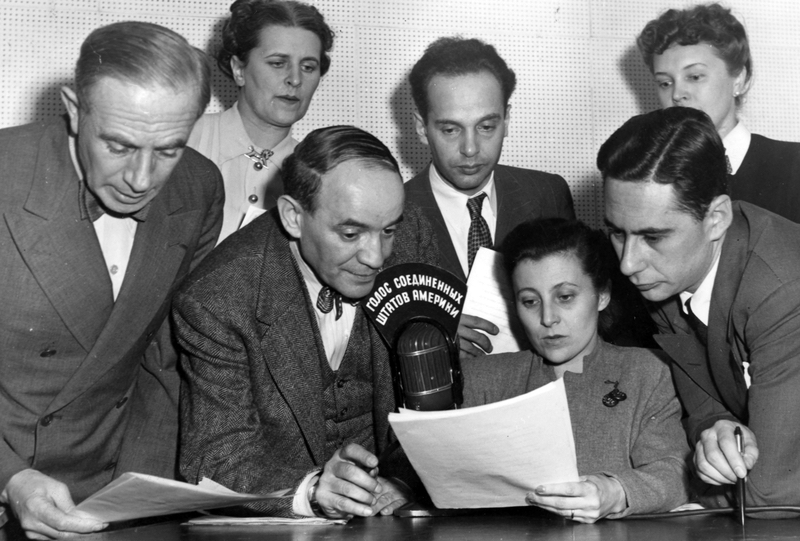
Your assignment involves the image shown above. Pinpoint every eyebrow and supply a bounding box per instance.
[99,132,186,151]
[654,62,707,76]
[265,52,320,63]
[433,113,502,127]
[337,213,405,229]
[604,218,673,236]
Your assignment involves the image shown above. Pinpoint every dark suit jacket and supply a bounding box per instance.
[0,117,223,502]
[175,204,438,516]
[461,341,690,517]
[404,164,575,282]
[650,202,800,509]
[729,134,800,223]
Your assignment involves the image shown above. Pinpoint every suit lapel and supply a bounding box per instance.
[4,122,113,354]
[494,166,535,243]
[653,300,725,404]
[407,167,465,282]
[706,214,749,419]
[257,220,327,464]
[48,175,197,412]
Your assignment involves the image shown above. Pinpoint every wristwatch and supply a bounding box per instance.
[307,477,325,517]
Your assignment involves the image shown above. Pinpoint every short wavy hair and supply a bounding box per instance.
[597,107,728,222]
[217,0,334,80]
[409,37,516,122]
[76,21,210,117]
[637,3,751,105]
[283,126,399,213]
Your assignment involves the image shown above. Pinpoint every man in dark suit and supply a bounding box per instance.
[175,126,437,519]
[0,22,223,537]
[601,107,800,512]
[405,37,575,358]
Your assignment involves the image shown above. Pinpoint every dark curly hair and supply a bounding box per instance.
[502,218,620,338]
[637,3,751,106]
[409,36,516,123]
[217,0,334,80]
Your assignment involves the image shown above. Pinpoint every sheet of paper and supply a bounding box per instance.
[75,472,292,523]
[187,515,348,526]
[240,205,267,229]
[462,247,528,354]
[389,378,579,508]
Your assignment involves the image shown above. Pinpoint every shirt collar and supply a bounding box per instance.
[70,134,150,222]
[216,101,296,168]
[722,122,751,175]
[679,250,721,325]
[428,164,497,213]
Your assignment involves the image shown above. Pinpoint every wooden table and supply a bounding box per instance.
[5,507,800,540]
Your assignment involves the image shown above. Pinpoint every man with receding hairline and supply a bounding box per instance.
[404,36,575,360]
[0,21,223,537]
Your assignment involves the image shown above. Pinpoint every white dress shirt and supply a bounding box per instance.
[69,136,136,301]
[722,122,752,175]
[428,165,498,277]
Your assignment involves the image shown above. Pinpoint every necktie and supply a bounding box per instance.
[684,298,708,347]
[466,193,493,273]
[725,155,733,175]
[317,286,344,320]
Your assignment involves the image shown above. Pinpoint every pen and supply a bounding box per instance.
[734,426,746,526]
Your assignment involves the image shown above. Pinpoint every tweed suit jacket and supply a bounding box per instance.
[650,202,800,509]
[175,204,438,516]
[729,134,800,223]
[461,341,690,517]
[404,164,575,282]
[0,117,224,502]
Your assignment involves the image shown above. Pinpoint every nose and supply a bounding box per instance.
[459,129,479,158]
[671,80,687,105]
[124,152,155,194]
[540,301,559,328]
[358,233,389,270]
[618,237,646,277]
[286,64,301,88]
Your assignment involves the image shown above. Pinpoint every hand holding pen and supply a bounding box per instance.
[694,419,758,486]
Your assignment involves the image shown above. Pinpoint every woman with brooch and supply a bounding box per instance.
[461,218,690,522]
[190,0,334,243]
[637,3,800,223]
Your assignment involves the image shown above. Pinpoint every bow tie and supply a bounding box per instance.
[317,286,348,320]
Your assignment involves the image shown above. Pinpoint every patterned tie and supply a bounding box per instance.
[725,155,733,175]
[684,298,708,347]
[466,193,493,273]
[317,286,344,320]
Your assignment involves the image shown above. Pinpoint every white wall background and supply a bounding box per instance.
[1,0,798,226]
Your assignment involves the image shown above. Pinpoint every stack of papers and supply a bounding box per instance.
[75,473,292,522]
[389,378,578,508]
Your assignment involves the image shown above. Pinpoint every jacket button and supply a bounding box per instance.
[40,415,53,427]
[40,348,57,357]
[340,407,348,417]
[336,379,346,388]
[116,397,128,409]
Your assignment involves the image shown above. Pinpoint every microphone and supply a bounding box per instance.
[393,320,463,411]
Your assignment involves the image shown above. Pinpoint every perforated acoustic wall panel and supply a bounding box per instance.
[1,0,798,225]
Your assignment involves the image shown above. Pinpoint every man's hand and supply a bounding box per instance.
[315,443,382,518]
[526,474,627,523]
[694,420,758,485]
[457,314,498,359]
[370,477,411,516]
[1,469,106,539]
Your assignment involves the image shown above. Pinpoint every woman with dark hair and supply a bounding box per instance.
[637,3,800,222]
[461,218,690,522]
[190,0,335,242]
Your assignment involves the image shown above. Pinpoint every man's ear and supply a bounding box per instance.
[704,194,733,242]
[60,86,81,135]
[277,195,304,240]
[231,55,246,87]
[413,109,429,146]
[503,103,511,138]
